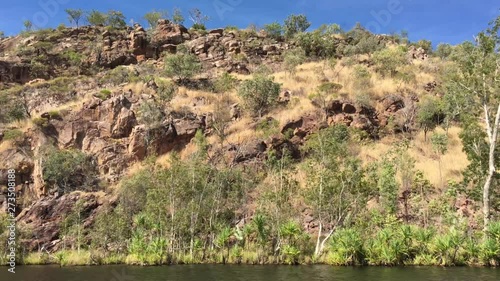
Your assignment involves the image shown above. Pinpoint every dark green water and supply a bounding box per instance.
[3,265,500,281]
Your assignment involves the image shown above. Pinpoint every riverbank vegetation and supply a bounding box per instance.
[1,8,499,268]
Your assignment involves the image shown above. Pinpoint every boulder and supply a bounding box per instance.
[230,103,241,120]
[128,125,147,160]
[379,95,405,113]
[233,140,267,163]
[329,114,353,127]
[351,115,373,131]
[278,90,292,104]
[209,28,224,37]
[151,20,189,47]
[266,135,301,159]
[408,45,428,60]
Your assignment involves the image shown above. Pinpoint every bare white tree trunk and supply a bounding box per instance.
[482,103,500,230]
[314,222,323,257]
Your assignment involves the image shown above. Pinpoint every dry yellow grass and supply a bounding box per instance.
[169,87,227,115]
[224,117,256,144]
[359,126,468,188]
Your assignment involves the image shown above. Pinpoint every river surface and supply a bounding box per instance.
[3,265,500,281]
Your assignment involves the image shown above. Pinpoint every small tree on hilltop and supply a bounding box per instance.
[86,10,107,26]
[144,10,168,29]
[435,43,453,59]
[65,9,83,28]
[106,10,126,29]
[284,14,311,38]
[238,74,281,117]
[189,8,209,30]
[414,39,433,54]
[164,45,202,84]
[0,31,5,39]
[172,8,185,25]
[23,20,33,31]
[264,22,282,40]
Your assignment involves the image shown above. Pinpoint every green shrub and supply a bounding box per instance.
[372,46,408,77]
[191,23,206,31]
[224,25,238,31]
[48,110,61,119]
[263,22,282,39]
[100,66,140,85]
[430,228,465,266]
[283,14,310,38]
[32,117,49,128]
[213,72,238,93]
[343,24,384,56]
[435,43,453,59]
[95,89,112,100]
[42,147,97,194]
[255,118,279,138]
[353,65,372,90]
[138,101,165,129]
[2,129,23,141]
[164,47,202,83]
[283,48,306,76]
[156,80,178,102]
[327,228,365,265]
[238,75,281,117]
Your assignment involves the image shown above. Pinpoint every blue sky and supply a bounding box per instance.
[0,0,498,45]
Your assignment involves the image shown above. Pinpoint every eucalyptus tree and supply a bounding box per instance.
[303,125,370,256]
[447,16,500,230]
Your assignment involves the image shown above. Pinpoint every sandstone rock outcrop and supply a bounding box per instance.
[17,192,108,252]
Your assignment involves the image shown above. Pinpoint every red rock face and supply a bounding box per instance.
[16,192,108,252]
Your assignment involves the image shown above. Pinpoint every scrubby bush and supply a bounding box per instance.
[342,24,384,56]
[294,25,338,58]
[263,22,282,39]
[96,89,112,100]
[100,66,140,85]
[372,46,408,77]
[352,65,372,90]
[435,43,453,59]
[417,97,445,141]
[309,82,342,118]
[164,46,202,83]
[413,39,433,54]
[2,129,23,141]
[238,75,281,117]
[156,79,178,102]
[282,48,306,76]
[42,147,97,194]
[255,118,280,138]
[48,110,61,119]
[138,101,165,129]
[213,72,238,93]
[32,117,49,128]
